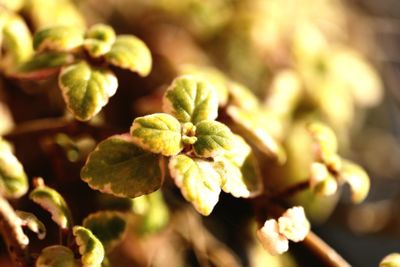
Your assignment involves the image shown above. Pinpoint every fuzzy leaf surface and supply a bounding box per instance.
[130,113,182,156]
[163,75,218,124]
[169,155,220,216]
[105,35,152,76]
[59,61,118,121]
[81,135,164,198]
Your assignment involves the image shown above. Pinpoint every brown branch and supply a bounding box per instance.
[267,180,311,200]
[303,231,351,267]
[0,196,30,267]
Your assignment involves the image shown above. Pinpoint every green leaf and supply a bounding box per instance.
[132,191,169,235]
[73,226,105,267]
[59,61,118,121]
[227,82,260,111]
[10,52,73,80]
[179,64,229,105]
[163,75,219,124]
[340,160,370,204]
[36,245,78,267]
[16,210,46,240]
[29,183,72,229]
[2,13,33,67]
[33,26,84,52]
[169,155,220,216]
[84,24,116,58]
[226,105,286,163]
[104,35,152,76]
[130,113,183,156]
[0,138,28,198]
[83,211,127,252]
[81,135,164,198]
[193,120,234,158]
[215,135,263,198]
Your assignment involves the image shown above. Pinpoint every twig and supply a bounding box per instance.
[0,196,30,267]
[267,180,311,200]
[303,231,351,267]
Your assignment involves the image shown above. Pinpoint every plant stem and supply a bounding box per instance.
[267,180,311,200]
[303,231,351,267]
[0,196,30,267]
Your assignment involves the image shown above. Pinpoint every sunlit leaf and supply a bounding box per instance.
[105,35,152,76]
[16,210,46,240]
[0,0,24,11]
[36,245,78,267]
[130,113,183,156]
[59,61,118,121]
[309,162,337,196]
[83,211,126,252]
[73,226,104,267]
[227,82,259,111]
[380,253,400,267]
[30,183,72,229]
[193,120,234,158]
[340,160,370,204]
[163,75,218,124]
[84,24,116,58]
[0,138,28,198]
[33,25,84,52]
[81,135,164,198]
[169,154,220,216]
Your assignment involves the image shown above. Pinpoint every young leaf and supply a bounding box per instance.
[226,105,286,163]
[83,211,127,252]
[130,113,183,156]
[29,183,73,229]
[227,82,260,111]
[33,25,84,52]
[36,245,78,267]
[81,135,164,198]
[59,61,118,121]
[16,210,46,240]
[0,138,28,198]
[169,155,221,216]
[193,120,234,158]
[9,52,73,80]
[84,24,116,58]
[340,160,370,203]
[104,35,152,76]
[73,226,105,267]
[163,75,219,124]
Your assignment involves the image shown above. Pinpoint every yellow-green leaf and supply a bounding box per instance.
[227,82,259,111]
[59,61,118,121]
[83,211,126,253]
[36,245,78,267]
[33,25,84,52]
[193,120,234,158]
[29,183,72,229]
[84,24,116,58]
[104,35,152,76]
[81,135,164,198]
[16,210,46,240]
[0,138,28,198]
[340,160,370,204]
[73,226,104,267]
[0,0,24,11]
[380,253,400,267]
[130,113,183,156]
[163,75,218,124]
[169,155,220,216]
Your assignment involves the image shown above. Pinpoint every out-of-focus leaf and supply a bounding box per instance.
[340,160,370,204]
[132,190,169,235]
[309,162,337,196]
[179,64,229,105]
[227,82,259,111]
[33,26,84,52]
[36,245,78,267]
[83,211,127,253]
[81,135,164,198]
[0,102,13,135]
[380,253,400,267]
[84,24,116,58]
[104,35,152,76]
[130,113,183,156]
[0,0,24,11]
[10,52,73,80]
[59,61,118,121]
[29,182,72,229]
[227,105,286,163]
[73,226,104,267]
[0,138,28,198]
[16,210,46,240]
[163,75,218,124]
[169,154,220,216]
[25,0,85,30]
